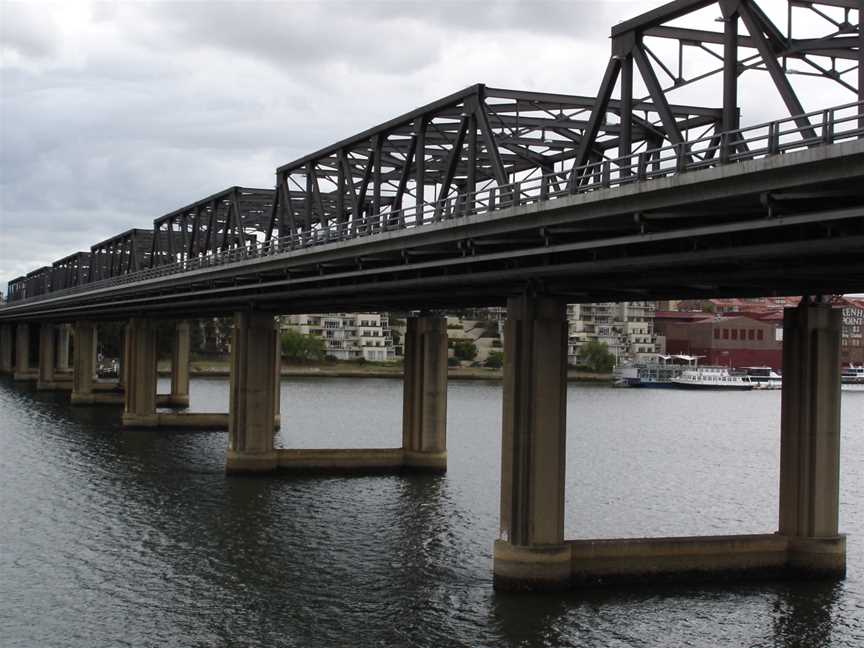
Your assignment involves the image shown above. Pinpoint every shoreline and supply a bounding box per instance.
[156,362,613,384]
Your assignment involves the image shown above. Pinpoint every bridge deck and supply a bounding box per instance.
[2,136,863,320]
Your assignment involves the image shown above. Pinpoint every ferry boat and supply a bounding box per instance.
[614,354,701,388]
[735,366,782,390]
[670,366,754,390]
[842,365,864,392]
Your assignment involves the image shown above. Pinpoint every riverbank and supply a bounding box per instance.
[156,360,613,383]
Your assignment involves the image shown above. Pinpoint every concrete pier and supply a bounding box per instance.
[13,323,36,381]
[56,324,71,372]
[0,324,12,374]
[402,316,448,472]
[122,318,158,427]
[779,301,846,577]
[226,311,279,473]
[71,322,99,404]
[493,298,847,592]
[494,294,570,591]
[37,323,58,390]
[166,320,191,408]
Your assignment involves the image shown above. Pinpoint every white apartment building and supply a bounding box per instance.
[283,313,395,362]
[566,301,657,365]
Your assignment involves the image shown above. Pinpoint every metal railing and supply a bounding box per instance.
[4,100,864,309]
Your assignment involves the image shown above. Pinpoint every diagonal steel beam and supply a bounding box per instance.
[738,2,816,140]
[633,43,686,147]
[568,57,622,191]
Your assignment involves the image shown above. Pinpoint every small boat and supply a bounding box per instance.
[735,366,782,390]
[842,365,864,392]
[671,366,754,390]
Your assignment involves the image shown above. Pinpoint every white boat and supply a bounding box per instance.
[614,354,702,388]
[736,366,782,390]
[671,366,755,391]
[842,365,864,392]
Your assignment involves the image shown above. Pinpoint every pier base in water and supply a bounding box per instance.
[493,534,846,591]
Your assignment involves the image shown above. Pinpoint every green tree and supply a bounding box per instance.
[281,329,326,363]
[576,340,616,373]
[452,339,478,361]
[485,350,504,369]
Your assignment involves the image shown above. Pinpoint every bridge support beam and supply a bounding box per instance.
[122,318,158,427]
[71,322,98,404]
[778,302,846,577]
[13,323,36,381]
[0,324,12,375]
[164,320,191,408]
[37,323,59,390]
[402,316,448,472]
[226,311,279,474]
[494,294,570,591]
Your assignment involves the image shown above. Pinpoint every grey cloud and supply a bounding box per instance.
[0,2,61,60]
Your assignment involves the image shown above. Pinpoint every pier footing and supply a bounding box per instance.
[275,448,447,474]
[493,534,846,591]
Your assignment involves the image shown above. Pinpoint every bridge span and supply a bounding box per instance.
[1,0,862,591]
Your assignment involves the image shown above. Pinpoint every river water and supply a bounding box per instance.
[0,376,862,647]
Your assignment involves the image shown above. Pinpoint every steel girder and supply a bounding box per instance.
[7,277,26,302]
[150,187,277,266]
[570,0,862,186]
[89,228,154,282]
[51,252,91,291]
[269,84,721,240]
[24,267,51,298]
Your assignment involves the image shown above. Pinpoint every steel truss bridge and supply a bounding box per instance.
[3,0,864,319]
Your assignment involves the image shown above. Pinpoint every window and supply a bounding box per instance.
[748,329,755,341]
[757,330,764,341]
[723,329,729,340]
[731,329,738,341]
[714,329,720,340]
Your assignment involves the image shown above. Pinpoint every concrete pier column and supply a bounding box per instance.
[493,294,570,591]
[56,324,71,371]
[37,323,57,390]
[401,316,448,472]
[226,311,279,474]
[0,324,12,374]
[274,328,282,430]
[779,301,846,577]
[13,323,35,381]
[119,323,128,391]
[71,321,97,404]
[122,318,158,427]
[168,320,191,408]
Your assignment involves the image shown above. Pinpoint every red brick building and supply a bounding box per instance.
[658,313,783,369]
[656,296,864,370]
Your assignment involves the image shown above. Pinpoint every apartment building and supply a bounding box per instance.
[566,301,657,365]
[282,313,395,362]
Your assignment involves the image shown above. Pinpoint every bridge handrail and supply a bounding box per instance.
[4,99,864,309]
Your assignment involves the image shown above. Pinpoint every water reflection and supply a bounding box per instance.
[0,375,861,648]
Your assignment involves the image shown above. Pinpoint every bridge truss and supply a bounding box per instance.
[2,0,862,307]
[571,0,862,180]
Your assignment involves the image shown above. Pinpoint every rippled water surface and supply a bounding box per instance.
[1,376,862,647]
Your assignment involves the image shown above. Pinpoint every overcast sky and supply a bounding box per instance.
[0,0,857,293]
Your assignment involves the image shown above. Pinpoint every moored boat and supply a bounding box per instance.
[614,354,701,388]
[842,365,864,392]
[735,366,782,390]
[671,366,754,390]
